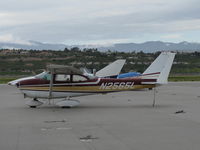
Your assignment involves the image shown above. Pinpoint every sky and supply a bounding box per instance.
[0,0,200,45]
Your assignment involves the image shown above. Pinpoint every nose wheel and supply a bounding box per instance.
[26,98,43,108]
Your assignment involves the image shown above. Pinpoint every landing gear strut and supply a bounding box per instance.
[26,98,43,108]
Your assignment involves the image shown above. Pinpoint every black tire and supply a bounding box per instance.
[30,106,37,108]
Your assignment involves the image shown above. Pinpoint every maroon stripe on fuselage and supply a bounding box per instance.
[19,78,49,85]
[19,78,99,86]
[19,77,157,87]
[55,78,157,87]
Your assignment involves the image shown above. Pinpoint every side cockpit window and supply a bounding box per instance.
[43,73,51,80]
[36,71,51,80]
[55,74,71,82]
[73,75,88,82]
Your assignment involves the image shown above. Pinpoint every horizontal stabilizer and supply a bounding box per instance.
[96,59,126,77]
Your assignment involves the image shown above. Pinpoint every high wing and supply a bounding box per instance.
[47,64,82,74]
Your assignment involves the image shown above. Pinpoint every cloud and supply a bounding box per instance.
[161,34,182,39]
[0,34,32,45]
[0,0,200,44]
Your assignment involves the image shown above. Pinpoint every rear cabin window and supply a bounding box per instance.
[73,75,87,82]
[55,74,71,82]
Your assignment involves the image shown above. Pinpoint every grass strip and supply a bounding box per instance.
[0,77,17,84]
[169,76,200,81]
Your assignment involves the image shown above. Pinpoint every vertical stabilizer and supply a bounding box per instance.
[142,52,176,84]
[96,59,126,77]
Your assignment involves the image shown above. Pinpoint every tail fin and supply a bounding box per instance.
[96,59,126,78]
[142,52,176,84]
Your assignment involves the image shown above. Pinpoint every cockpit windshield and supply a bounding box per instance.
[35,71,92,81]
[35,71,51,80]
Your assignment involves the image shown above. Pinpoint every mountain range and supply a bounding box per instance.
[1,41,200,52]
[0,41,66,51]
[96,41,200,52]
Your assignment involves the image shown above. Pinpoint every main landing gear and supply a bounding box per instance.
[26,98,43,108]
[56,99,80,108]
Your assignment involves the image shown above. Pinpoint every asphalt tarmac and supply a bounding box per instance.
[0,82,200,150]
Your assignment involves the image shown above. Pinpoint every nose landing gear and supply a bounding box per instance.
[26,98,43,108]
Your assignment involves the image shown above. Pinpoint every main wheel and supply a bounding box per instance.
[56,99,80,108]
[30,106,37,108]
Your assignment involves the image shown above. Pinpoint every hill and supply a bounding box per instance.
[97,41,200,52]
[1,41,200,52]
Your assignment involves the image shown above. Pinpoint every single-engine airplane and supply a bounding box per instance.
[13,52,175,108]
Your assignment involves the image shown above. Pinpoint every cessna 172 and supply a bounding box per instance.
[13,52,175,108]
